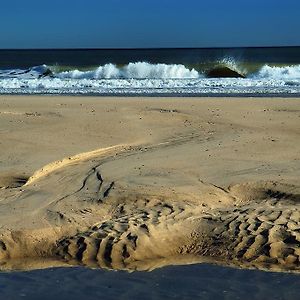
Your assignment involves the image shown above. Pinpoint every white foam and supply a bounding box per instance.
[57,62,200,79]
[0,76,299,95]
[0,64,51,79]
[122,62,199,79]
[253,65,300,80]
[57,64,120,79]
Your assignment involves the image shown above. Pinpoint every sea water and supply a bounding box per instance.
[0,264,299,300]
[0,47,300,96]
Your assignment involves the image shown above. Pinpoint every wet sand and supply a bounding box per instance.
[0,96,299,272]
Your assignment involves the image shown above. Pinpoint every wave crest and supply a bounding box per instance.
[0,64,52,79]
[253,65,300,80]
[57,62,200,79]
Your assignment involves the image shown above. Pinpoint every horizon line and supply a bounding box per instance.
[1,45,300,51]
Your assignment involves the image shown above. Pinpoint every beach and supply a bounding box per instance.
[0,96,299,272]
[1,0,300,297]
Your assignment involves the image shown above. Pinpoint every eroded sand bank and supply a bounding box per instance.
[0,96,299,272]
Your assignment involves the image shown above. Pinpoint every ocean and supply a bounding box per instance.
[0,47,300,96]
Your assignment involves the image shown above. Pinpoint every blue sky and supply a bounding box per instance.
[1,0,299,48]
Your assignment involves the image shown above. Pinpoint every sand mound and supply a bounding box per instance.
[0,144,299,273]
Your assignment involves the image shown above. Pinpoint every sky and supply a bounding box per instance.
[0,0,299,49]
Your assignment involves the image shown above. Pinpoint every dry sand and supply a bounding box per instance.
[0,95,299,272]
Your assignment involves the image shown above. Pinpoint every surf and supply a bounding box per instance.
[0,60,300,95]
[56,62,200,79]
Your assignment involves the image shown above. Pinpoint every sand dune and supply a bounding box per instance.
[0,96,299,272]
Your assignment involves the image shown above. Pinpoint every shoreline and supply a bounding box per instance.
[1,93,300,98]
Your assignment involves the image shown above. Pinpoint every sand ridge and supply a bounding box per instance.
[25,144,128,186]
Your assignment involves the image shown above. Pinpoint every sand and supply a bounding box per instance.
[0,95,299,272]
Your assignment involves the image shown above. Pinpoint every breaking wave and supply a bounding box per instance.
[252,65,300,80]
[0,65,52,79]
[56,62,200,79]
[0,61,300,95]
[1,62,300,80]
